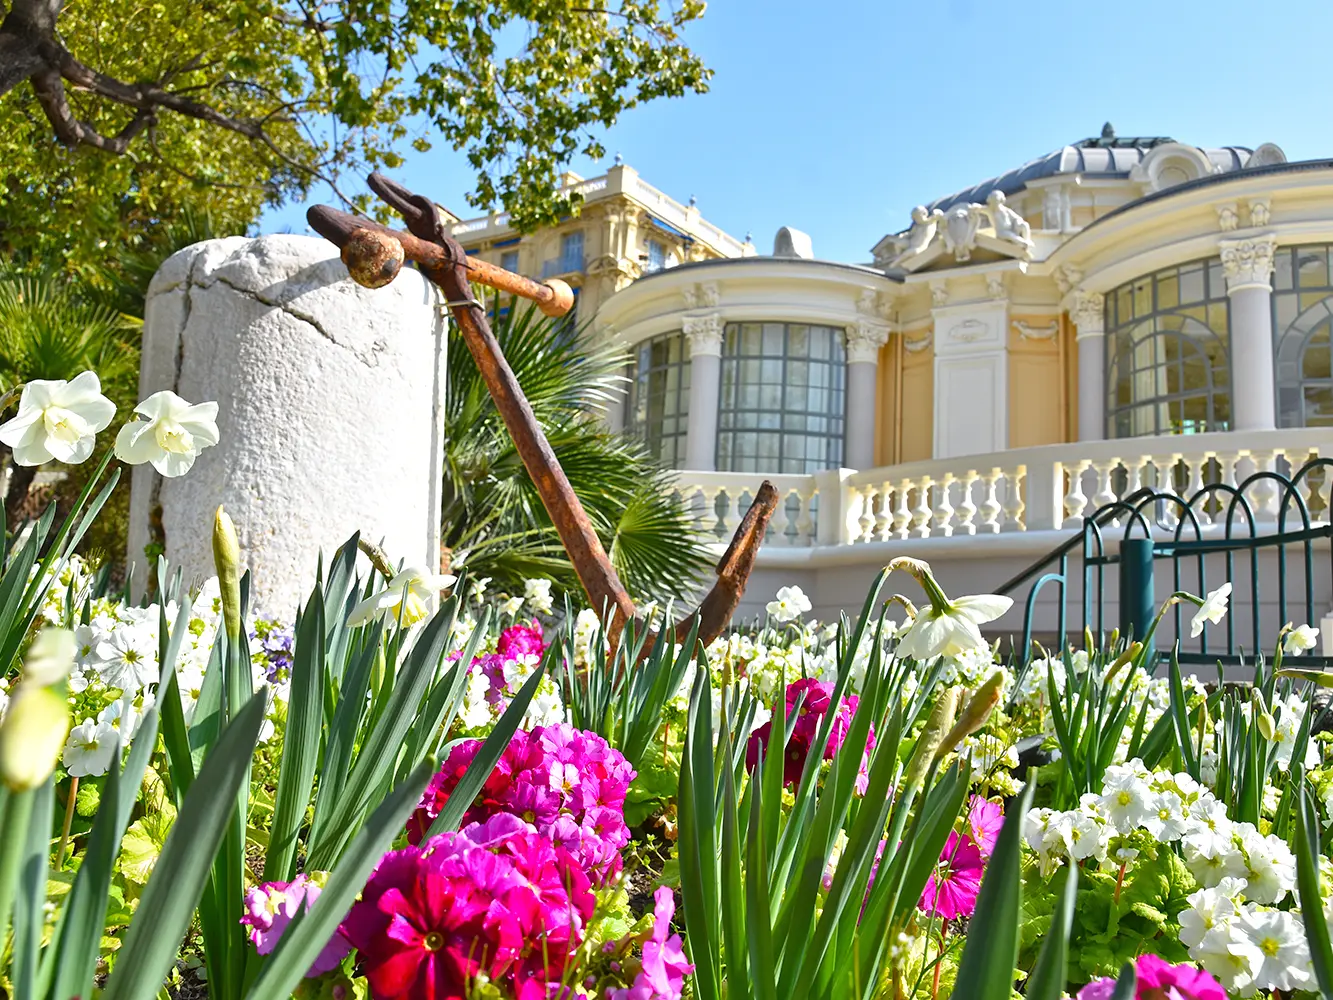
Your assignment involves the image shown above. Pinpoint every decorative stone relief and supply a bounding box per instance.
[986,273,1006,299]
[1054,265,1083,297]
[929,279,950,307]
[890,192,1035,270]
[1216,203,1240,232]
[682,311,725,356]
[1068,291,1105,338]
[1219,236,1278,290]
[1247,199,1272,228]
[903,333,932,353]
[1014,319,1059,341]
[680,282,722,310]
[948,318,989,343]
[845,318,890,364]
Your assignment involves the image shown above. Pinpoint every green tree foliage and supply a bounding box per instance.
[442,299,710,603]
[0,0,711,272]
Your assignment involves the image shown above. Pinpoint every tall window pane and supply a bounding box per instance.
[626,332,690,466]
[717,322,845,473]
[1273,244,1333,427]
[1106,259,1231,437]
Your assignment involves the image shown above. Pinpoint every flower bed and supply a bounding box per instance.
[1,373,1332,1000]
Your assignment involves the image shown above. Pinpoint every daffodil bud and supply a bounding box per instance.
[937,669,1005,759]
[906,686,958,790]
[1251,690,1276,741]
[0,683,70,791]
[213,505,242,640]
[1103,642,1143,684]
[23,627,75,687]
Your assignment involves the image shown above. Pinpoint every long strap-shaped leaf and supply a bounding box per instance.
[1023,863,1079,1000]
[951,778,1035,1000]
[11,776,53,999]
[244,756,437,998]
[1296,780,1333,998]
[101,691,267,1000]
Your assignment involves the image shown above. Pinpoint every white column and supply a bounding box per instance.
[683,312,724,470]
[1220,236,1279,432]
[1069,290,1106,441]
[843,318,890,470]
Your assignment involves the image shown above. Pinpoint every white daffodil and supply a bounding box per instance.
[897,594,1013,661]
[1284,623,1320,655]
[22,627,75,686]
[523,578,554,615]
[1190,582,1232,638]
[62,717,120,778]
[766,585,812,623]
[0,372,116,466]
[349,566,456,627]
[114,390,219,477]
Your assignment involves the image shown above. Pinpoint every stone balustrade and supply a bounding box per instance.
[670,428,1333,549]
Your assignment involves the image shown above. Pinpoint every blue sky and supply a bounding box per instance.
[262,0,1333,263]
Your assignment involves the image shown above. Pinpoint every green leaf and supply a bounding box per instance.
[1296,781,1333,998]
[1024,864,1078,1000]
[952,777,1035,1000]
[11,776,53,999]
[245,757,436,999]
[1111,961,1137,1000]
[101,691,268,1000]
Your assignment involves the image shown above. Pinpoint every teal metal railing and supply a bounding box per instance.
[1007,458,1333,668]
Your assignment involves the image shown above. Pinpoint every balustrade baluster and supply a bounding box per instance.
[1185,453,1209,525]
[857,484,878,543]
[892,479,913,539]
[875,481,894,540]
[979,470,1002,533]
[795,486,816,545]
[1091,459,1120,522]
[911,479,934,538]
[1249,450,1279,522]
[1062,458,1092,527]
[933,473,957,537]
[1002,467,1026,531]
[955,471,978,535]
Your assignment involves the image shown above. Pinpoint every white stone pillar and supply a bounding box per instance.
[1220,236,1279,432]
[129,235,447,617]
[1069,290,1107,441]
[682,312,724,470]
[843,318,890,470]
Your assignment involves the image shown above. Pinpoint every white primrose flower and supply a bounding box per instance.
[523,578,554,615]
[1237,824,1296,905]
[896,594,1013,661]
[766,585,812,624]
[62,718,120,777]
[1284,623,1320,655]
[114,390,220,477]
[90,623,159,694]
[1232,905,1312,992]
[1178,877,1246,950]
[349,567,456,628]
[1190,582,1232,638]
[0,372,116,467]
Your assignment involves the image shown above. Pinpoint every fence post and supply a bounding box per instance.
[1119,537,1156,647]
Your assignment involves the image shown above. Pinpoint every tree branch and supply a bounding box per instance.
[31,67,155,152]
[0,0,64,96]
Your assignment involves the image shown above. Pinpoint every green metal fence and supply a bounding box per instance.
[1008,458,1333,668]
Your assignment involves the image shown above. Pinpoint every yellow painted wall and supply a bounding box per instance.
[899,330,934,463]
[1007,314,1066,447]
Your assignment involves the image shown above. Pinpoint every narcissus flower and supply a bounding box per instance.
[0,372,116,466]
[1283,622,1319,655]
[114,389,219,477]
[897,594,1012,660]
[1190,582,1232,638]
[349,567,457,628]
[766,585,812,623]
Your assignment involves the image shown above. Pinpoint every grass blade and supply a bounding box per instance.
[1024,863,1078,1000]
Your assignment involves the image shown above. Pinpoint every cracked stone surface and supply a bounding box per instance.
[128,234,447,617]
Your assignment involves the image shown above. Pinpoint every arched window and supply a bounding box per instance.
[626,331,691,466]
[717,322,845,473]
[1105,260,1231,438]
[1273,244,1333,427]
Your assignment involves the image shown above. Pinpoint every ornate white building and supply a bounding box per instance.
[461,126,1333,633]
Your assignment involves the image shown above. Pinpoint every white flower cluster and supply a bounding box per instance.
[1179,878,1312,995]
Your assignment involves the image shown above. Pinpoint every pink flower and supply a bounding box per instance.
[240,874,351,976]
[966,796,1004,859]
[408,726,635,883]
[745,679,875,788]
[918,831,984,920]
[606,887,692,1000]
[1077,954,1229,1000]
[498,620,546,660]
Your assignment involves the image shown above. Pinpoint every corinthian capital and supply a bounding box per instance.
[845,318,891,364]
[1068,290,1105,339]
[682,312,725,356]
[1219,236,1278,292]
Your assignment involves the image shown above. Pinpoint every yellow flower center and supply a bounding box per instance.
[1260,935,1280,958]
[423,931,445,952]
[43,407,86,443]
[154,420,194,455]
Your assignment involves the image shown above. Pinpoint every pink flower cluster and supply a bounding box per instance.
[745,678,876,790]
[1077,954,1228,1000]
[917,796,1002,921]
[409,724,636,883]
[498,620,545,660]
[342,813,595,1000]
[605,887,693,1000]
[240,874,351,976]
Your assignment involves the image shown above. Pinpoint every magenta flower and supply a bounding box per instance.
[1077,954,1229,1000]
[408,726,635,883]
[240,874,351,976]
[918,831,985,920]
[966,795,1004,859]
[745,679,876,789]
[498,620,546,660]
[606,887,693,1000]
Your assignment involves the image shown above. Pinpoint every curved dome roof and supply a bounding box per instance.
[925,123,1256,213]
